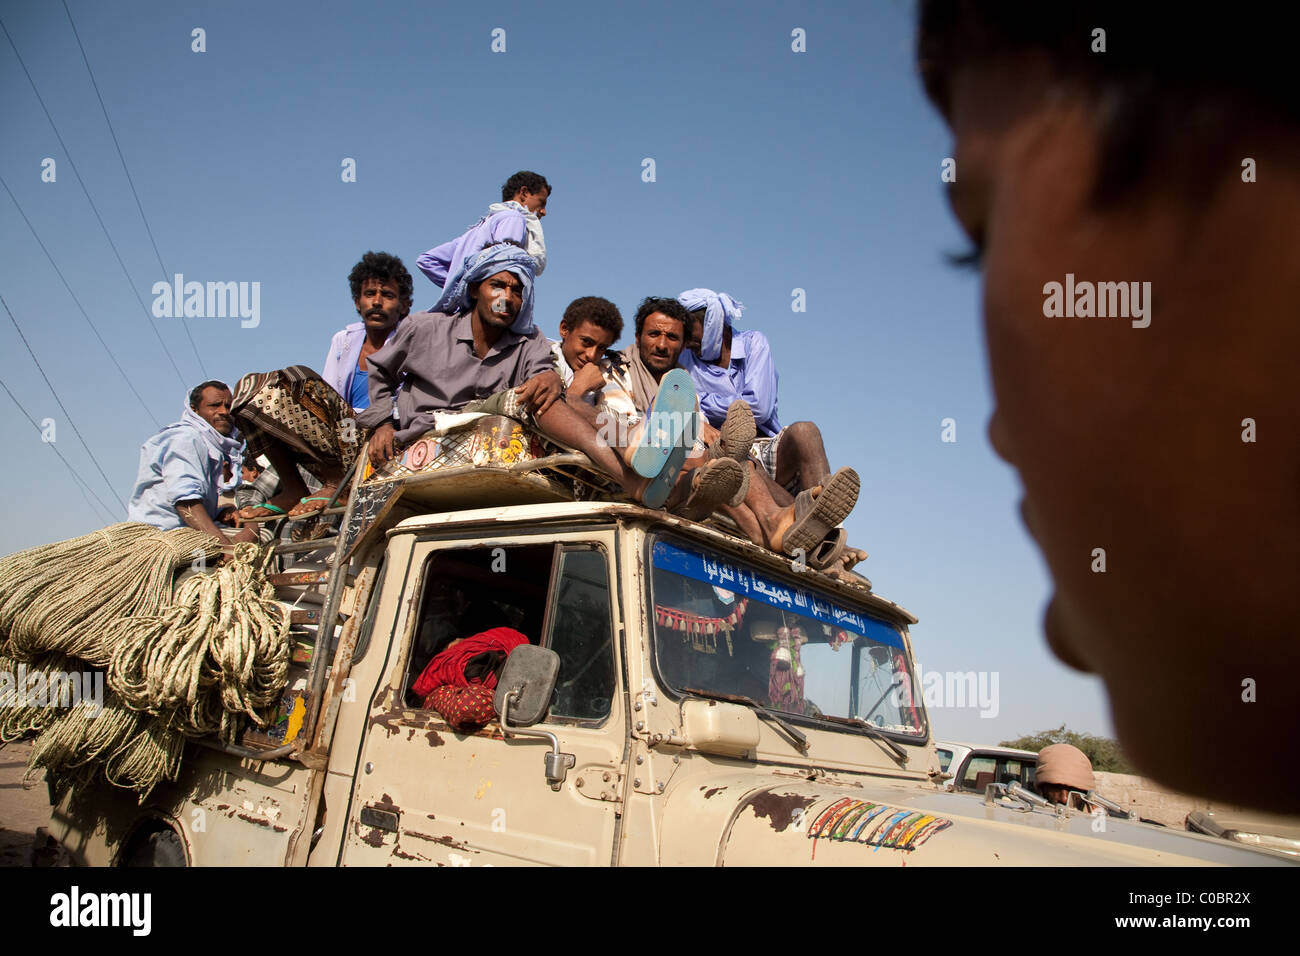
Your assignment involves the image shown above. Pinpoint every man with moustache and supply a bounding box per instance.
[360,245,693,507]
[233,252,413,522]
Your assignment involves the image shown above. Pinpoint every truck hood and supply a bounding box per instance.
[657,773,1297,866]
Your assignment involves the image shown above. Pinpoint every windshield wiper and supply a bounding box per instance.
[682,688,808,753]
[819,714,908,763]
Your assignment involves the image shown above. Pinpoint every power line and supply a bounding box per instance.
[60,0,208,379]
[1,294,126,512]
[0,173,161,430]
[0,373,116,524]
[0,15,190,390]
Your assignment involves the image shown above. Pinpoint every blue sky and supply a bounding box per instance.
[0,0,1113,744]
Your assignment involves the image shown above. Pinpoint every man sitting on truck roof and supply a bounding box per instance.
[551,295,638,428]
[357,243,691,507]
[621,297,860,557]
[231,252,415,523]
[677,288,868,576]
[321,251,413,412]
[548,295,739,520]
[127,381,257,545]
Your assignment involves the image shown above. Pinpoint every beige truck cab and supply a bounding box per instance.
[47,419,1298,867]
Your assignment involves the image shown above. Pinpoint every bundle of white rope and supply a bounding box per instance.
[0,524,222,665]
[1,528,291,797]
[0,651,71,742]
[108,542,290,742]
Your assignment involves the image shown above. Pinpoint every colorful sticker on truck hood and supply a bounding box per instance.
[808,797,952,851]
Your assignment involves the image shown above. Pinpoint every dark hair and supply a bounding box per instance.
[501,171,551,202]
[561,296,623,340]
[633,297,689,337]
[917,2,1297,205]
[348,251,413,306]
[189,380,230,409]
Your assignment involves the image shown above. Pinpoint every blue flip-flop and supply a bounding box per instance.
[629,368,697,479]
[640,441,688,509]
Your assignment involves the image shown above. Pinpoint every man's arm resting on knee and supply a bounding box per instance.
[515,370,563,417]
[176,500,254,545]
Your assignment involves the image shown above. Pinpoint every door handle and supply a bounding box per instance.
[360,805,400,832]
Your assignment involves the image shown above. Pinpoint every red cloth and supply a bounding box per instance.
[424,685,498,730]
[412,627,530,699]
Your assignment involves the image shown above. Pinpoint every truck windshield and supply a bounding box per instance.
[649,538,924,737]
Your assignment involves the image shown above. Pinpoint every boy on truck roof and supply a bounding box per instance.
[417,169,550,303]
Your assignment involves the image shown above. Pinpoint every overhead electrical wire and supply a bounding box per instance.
[1,294,126,513]
[0,373,116,524]
[60,0,208,379]
[0,174,160,430]
[0,16,190,390]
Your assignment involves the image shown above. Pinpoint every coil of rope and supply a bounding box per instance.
[1,527,291,798]
[0,524,222,665]
[108,541,290,742]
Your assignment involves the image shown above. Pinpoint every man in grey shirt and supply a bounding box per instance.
[357,243,690,506]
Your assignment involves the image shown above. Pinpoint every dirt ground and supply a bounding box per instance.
[0,741,70,866]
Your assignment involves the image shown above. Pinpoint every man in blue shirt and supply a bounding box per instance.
[127,381,257,545]
[677,288,834,498]
[321,251,413,410]
[677,289,867,575]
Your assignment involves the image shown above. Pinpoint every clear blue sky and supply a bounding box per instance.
[0,0,1114,744]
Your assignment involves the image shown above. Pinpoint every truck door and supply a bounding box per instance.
[340,531,626,866]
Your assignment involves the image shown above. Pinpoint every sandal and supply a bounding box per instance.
[289,515,333,543]
[235,502,288,523]
[288,492,344,519]
[627,369,698,479]
[714,399,756,463]
[805,528,848,571]
[640,441,688,509]
[705,401,755,505]
[779,468,860,557]
[673,458,745,522]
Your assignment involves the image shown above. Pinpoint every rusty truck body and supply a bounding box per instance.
[47,418,1297,866]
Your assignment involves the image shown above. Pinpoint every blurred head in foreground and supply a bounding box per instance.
[918,2,1299,812]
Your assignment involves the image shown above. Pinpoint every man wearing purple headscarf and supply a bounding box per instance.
[677,288,868,577]
[677,289,839,499]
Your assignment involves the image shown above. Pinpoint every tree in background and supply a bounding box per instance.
[1000,725,1135,774]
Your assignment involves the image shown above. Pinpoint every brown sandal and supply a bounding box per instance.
[673,458,745,522]
[779,468,860,557]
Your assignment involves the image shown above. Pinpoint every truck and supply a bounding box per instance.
[47,415,1298,866]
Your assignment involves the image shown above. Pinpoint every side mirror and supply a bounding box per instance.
[494,645,560,728]
[494,646,573,791]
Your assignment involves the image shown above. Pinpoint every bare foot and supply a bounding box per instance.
[288,486,342,517]
[839,546,869,570]
[235,501,290,523]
